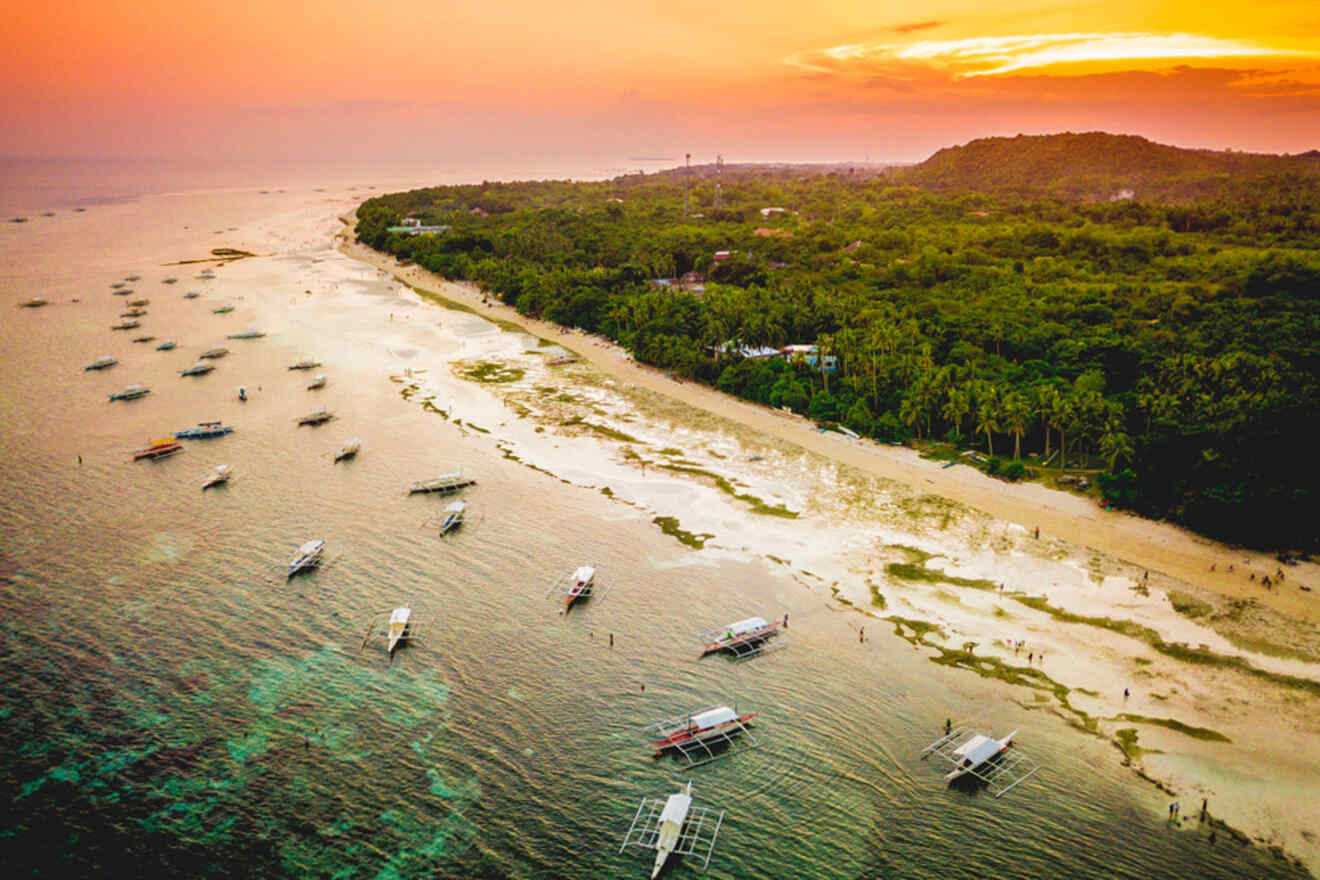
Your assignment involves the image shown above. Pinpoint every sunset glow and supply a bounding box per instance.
[1,1,1319,161]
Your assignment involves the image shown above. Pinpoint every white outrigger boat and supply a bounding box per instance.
[644,704,760,767]
[109,383,150,401]
[85,355,118,371]
[620,781,724,878]
[408,471,476,494]
[333,438,360,462]
[184,291,201,299]
[288,540,325,578]
[199,346,229,359]
[387,607,411,654]
[306,373,326,390]
[436,499,466,535]
[699,616,785,659]
[288,359,322,370]
[297,408,334,426]
[227,328,264,339]
[156,339,176,351]
[19,297,49,308]
[545,564,606,613]
[921,726,1040,797]
[201,464,232,490]
[181,361,214,377]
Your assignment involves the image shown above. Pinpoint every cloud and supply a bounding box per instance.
[784,32,1316,80]
[891,21,945,35]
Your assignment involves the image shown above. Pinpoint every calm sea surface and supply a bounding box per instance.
[0,161,1306,879]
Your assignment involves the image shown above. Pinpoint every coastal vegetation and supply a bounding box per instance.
[357,133,1320,551]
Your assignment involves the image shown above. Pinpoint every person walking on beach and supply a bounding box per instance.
[859,626,865,643]
[1124,688,1130,700]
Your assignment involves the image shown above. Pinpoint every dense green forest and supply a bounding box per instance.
[356,133,1320,552]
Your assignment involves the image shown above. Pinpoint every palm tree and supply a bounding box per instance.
[1100,419,1135,471]
[1051,393,1075,468]
[975,390,1001,457]
[1002,390,1030,460]
[1034,385,1056,458]
[900,394,924,441]
[942,386,972,440]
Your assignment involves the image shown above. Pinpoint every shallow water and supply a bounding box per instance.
[0,173,1308,879]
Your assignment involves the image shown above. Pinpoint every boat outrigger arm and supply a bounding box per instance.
[920,727,1041,798]
[620,781,724,877]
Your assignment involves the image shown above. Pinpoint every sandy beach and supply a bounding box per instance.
[339,232,1318,626]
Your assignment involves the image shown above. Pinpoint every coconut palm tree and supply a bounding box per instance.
[942,385,972,440]
[1002,390,1031,460]
[975,390,1001,457]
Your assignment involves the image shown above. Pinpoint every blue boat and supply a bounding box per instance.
[175,421,234,439]
[288,540,325,578]
[156,339,176,351]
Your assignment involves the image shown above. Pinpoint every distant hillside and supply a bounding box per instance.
[898,132,1320,203]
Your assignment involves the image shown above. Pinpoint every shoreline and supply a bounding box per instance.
[337,226,1317,627]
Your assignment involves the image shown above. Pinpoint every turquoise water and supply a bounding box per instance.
[0,179,1308,879]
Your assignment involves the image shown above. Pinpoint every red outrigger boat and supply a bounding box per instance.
[134,436,183,460]
[699,616,782,657]
[562,565,595,610]
[649,706,758,754]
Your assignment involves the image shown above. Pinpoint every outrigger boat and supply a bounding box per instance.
[700,616,784,657]
[227,328,264,339]
[199,269,216,279]
[237,386,247,402]
[134,436,183,460]
[306,373,326,390]
[128,298,149,307]
[944,730,1017,783]
[132,335,155,344]
[436,499,466,535]
[175,421,233,439]
[181,361,214,377]
[201,464,232,489]
[387,607,411,654]
[212,305,234,314]
[109,384,150,401]
[652,783,694,879]
[288,359,321,370]
[288,540,325,577]
[156,339,176,350]
[121,309,147,318]
[920,727,1040,798]
[110,281,126,289]
[297,408,334,426]
[19,297,48,308]
[558,565,596,612]
[124,274,141,282]
[85,356,118,371]
[333,438,360,462]
[111,320,140,330]
[199,346,228,359]
[112,288,133,296]
[620,782,725,877]
[408,472,475,494]
[162,277,178,285]
[649,706,758,756]
[184,291,200,299]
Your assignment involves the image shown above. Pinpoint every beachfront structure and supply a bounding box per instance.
[387,223,451,236]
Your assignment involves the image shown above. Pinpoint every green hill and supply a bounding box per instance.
[899,132,1320,202]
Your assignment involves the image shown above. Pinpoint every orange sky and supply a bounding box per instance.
[2,0,1318,162]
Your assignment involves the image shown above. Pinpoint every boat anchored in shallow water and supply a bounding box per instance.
[199,346,228,359]
[175,421,234,439]
[920,727,1040,798]
[296,408,334,426]
[288,359,322,370]
[156,339,176,350]
[288,539,325,577]
[201,464,232,489]
[109,383,150,401]
[333,438,360,462]
[620,781,724,878]
[436,499,466,535]
[545,564,607,613]
[132,335,155,344]
[184,291,200,299]
[19,297,49,308]
[408,472,475,494]
[111,320,140,330]
[181,361,214,377]
[134,436,183,460]
[306,373,326,390]
[212,305,234,314]
[85,356,118,371]
[227,328,264,339]
[387,607,411,654]
[698,616,787,659]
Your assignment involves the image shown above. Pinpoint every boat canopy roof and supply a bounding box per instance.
[573,565,595,583]
[691,706,737,729]
[389,607,410,623]
[726,616,768,635]
[444,500,466,513]
[658,791,693,825]
[297,540,324,554]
